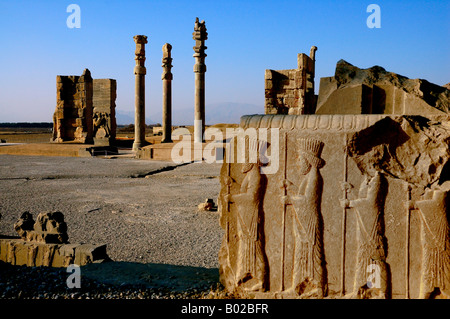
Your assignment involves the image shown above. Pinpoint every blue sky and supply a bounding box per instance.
[0,0,448,124]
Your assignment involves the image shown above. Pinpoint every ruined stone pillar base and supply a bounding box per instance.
[0,238,110,267]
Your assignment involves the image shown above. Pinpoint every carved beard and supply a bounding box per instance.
[297,156,312,175]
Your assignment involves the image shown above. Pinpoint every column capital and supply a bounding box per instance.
[133,35,148,44]
[193,18,207,74]
[162,43,173,80]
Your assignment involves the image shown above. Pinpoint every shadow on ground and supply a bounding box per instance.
[81,261,220,292]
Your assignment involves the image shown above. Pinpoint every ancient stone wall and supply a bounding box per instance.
[265,47,317,115]
[52,69,94,143]
[218,114,450,299]
[51,70,118,145]
[93,79,117,146]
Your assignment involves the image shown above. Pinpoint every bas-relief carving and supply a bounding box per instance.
[282,137,327,297]
[223,138,269,293]
[93,112,111,138]
[219,114,449,299]
[341,172,390,299]
[226,162,267,291]
[415,182,450,299]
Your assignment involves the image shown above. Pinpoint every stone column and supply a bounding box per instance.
[133,35,148,151]
[161,43,173,143]
[192,18,208,143]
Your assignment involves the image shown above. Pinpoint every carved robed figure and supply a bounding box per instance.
[283,138,327,297]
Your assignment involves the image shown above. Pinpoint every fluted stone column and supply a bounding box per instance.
[161,43,173,143]
[133,35,148,151]
[192,18,207,143]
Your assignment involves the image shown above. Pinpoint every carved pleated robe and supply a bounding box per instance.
[291,167,325,295]
[416,189,450,298]
[351,173,388,297]
[233,165,267,290]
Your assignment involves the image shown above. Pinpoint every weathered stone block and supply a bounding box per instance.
[93,79,117,146]
[75,244,108,265]
[0,239,110,267]
[315,60,449,115]
[316,84,373,114]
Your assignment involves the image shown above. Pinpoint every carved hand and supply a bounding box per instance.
[340,181,353,192]
[340,198,351,208]
[281,195,290,206]
[280,179,293,190]
[406,200,416,210]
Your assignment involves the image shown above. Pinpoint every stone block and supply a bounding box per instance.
[316,84,373,114]
[316,60,449,115]
[75,244,108,265]
[0,238,110,267]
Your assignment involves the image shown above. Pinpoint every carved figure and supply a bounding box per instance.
[93,112,111,138]
[225,139,268,292]
[415,182,450,299]
[341,172,389,298]
[283,138,326,297]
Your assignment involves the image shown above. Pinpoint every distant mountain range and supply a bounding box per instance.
[116,102,263,125]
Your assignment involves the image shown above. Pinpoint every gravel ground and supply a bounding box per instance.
[0,154,226,299]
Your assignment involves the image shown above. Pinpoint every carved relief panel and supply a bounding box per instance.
[219,114,449,299]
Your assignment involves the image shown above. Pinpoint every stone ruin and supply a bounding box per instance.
[93,79,117,146]
[52,18,209,153]
[0,211,109,267]
[219,50,449,299]
[44,27,448,299]
[193,17,208,143]
[51,69,117,147]
[265,46,317,115]
[14,211,68,244]
[52,69,94,144]
[265,49,449,118]
[198,198,217,211]
[316,60,449,115]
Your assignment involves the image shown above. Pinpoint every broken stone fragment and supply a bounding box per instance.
[13,212,35,240]
[316,60,449,115]
[198,198,216,211]
[347,116,450,190]
[14,211,69,244]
